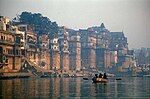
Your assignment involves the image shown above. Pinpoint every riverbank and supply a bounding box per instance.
[0,71,93,79]
[0,72,31,79]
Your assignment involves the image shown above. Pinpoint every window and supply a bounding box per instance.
[16,50,20,55]
[9,49,13,54]
[54,47,56,49]
[16,37,20,44]
[0,55,2,63]
[6,48,8,54]
[42,55,45,58]
[8,38,12,42]
[5,59,8,63]
[16,50,18,55]
[1,36,3,40]
[0,47,3,54]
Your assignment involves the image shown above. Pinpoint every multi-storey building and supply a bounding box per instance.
[68,30,81,71]
[58,27,70,72]
[109,32,133,71]
[135,47,150,66]
[93,23,111,69]
[18,24,39,64]
[109,32,128,50]
[0,16,22,72]
[80,28,97,70]
[25,30,37,64]
[79,23,111,70]
[50,35,60,70]
[12,25,25,56]
[0,16,10,31]
[110,51,118,67]
[0,15,136,74]
[37,34,50,70]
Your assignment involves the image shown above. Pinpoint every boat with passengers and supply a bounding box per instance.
[92,73,108,83]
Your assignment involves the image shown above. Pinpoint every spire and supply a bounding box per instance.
[100,23,105,28]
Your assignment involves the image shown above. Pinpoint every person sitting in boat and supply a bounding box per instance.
[95,74,98,78]
[99,73,103,78]
[103,73,108,79]
[92,74,98,82]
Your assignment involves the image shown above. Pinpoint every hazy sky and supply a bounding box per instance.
[0,0,150,49]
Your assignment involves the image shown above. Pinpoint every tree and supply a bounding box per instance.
[13,11,59,36]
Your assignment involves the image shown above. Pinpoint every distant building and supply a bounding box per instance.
[25,31,37,64]
[0,16,10,31]
[109,31,134,72]
[17,24,40,69]
[68,30,81,71]
[0,17,22,72]
[109,32,128,50]
[0,15,136,73]
[37,34,50,70]
[50,35,60,70]
[94,23,111,69]
[134,47,150,66]
[58,27,70,72]
[80,28,96,69]
[110,51,118,67]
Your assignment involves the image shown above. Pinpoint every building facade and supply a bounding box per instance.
[0,17,22,72]
[37,34,50,70]
[80,29,96,70]
[50,36,60,70]
[68,30,81,71]
[58,27,70,72]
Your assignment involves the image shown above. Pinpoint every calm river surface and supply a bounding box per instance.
[0,77,150,99]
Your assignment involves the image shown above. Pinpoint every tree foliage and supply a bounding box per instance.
[13,11,59,37]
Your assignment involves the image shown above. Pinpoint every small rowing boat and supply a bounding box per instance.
[83,77,89,80]
[92,77,108,83]
[116,78,122,80]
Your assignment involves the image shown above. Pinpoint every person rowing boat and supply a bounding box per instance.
[92,73,108,83]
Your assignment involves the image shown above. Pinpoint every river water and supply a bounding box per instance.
[0,77,149,99]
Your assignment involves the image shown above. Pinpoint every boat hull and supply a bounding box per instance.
[92,78,108,83]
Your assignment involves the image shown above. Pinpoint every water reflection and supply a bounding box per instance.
[93,83,108,98]
[0,77,150,98]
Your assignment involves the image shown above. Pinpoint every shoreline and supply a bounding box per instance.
[0,72,31,80]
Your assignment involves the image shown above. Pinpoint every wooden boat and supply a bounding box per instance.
[92,77,108,83]
[83,77,89,80]
[116,78,122,80]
